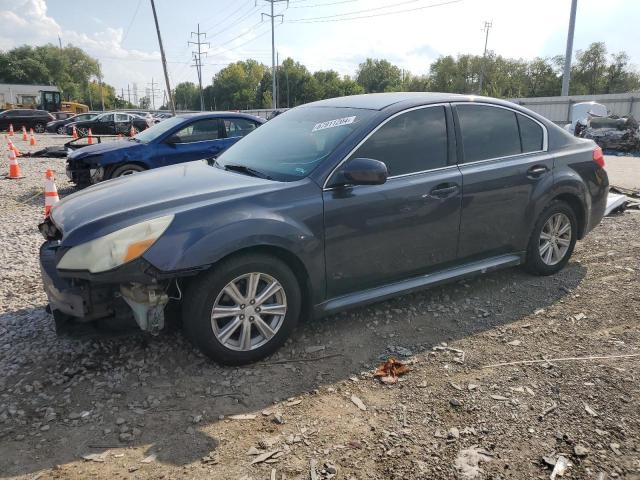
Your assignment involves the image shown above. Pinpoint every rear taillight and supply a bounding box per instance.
[592,146,605,168]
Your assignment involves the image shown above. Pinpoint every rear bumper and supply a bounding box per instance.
[583,168,609,237]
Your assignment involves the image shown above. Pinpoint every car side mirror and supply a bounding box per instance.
[329,158,388,188]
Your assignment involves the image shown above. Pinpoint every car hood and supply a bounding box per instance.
[50,160,279,246]
[68,140,143,159]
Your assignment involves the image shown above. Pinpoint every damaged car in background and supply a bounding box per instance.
[39,92,608,365]
[578,115,640,152]
[564,101,640,152]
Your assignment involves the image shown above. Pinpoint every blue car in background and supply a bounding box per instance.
[65,112,265,187]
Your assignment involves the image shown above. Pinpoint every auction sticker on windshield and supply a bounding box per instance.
[312,116,356,132]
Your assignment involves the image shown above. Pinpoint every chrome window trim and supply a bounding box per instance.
[452,101,549,162]
[322,103,449,190]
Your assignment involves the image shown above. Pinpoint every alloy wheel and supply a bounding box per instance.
[34,123,45,133]
[211,272,287,351]
[539,213,572,265]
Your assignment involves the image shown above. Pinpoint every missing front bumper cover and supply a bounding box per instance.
[119,284,169,334]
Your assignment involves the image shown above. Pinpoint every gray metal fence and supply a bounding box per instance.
[509,92,640,124]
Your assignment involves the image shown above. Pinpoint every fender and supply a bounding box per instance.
[144,186,326,303]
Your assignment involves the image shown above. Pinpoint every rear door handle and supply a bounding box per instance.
[428,183,459,198]
[527,165,549,178]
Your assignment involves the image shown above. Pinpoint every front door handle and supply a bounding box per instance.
[527,165,549,178]
[428,183,459,198]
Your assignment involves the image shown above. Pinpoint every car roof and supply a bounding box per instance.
[176,111,265,122]
[302,92,519,111]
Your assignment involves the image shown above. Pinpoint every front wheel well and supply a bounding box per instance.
[551,193,586,239]
[193,245,313,321]
[106,161,149,177]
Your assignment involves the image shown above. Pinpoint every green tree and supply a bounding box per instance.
[356,58,403,93]
[174,82,200,110]
[209,59,266,110]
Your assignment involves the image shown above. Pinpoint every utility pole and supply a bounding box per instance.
[561,0,578,96]
[58,35,63,50]
[150,0,176,114]
[262,0,287,110]
[148,78,157,110]
[275,51,279,108]
[478,21,492,95]
[98,72,105,111]
[127,84,131,105]
[189,23,209,111]
[285,63,290,108]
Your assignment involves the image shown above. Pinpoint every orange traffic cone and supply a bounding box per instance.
[22,126,28,141]
[8,123,14,136]
[44,169,60,216]
[8,139,21,157]
[6,149,24,179]
[29,129,36,146]
[72,125,78,139]
[87,128,93,145]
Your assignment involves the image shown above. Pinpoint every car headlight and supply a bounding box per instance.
[57,215,174,273]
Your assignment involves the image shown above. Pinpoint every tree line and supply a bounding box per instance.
[172,42,640,111]
[1,41,638,112]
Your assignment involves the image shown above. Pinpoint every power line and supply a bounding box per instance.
[289,0,358,8]
[122,0,142,44]
[288,0,427,21]
[261,0,288,110]
[287,0,462,23]
[189,23,210,110]
[201,0,253,34]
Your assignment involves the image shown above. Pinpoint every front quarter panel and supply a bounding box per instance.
[143,179,326,303]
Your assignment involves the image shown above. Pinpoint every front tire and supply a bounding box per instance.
[183,253,301,365]
[525,200,577,275]
[56,126,66,135]
[33,122,45,133]
[109,163,146,179]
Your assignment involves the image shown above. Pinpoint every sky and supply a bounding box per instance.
[0,0,638,102]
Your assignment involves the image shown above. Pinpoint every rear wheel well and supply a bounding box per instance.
[551,194,586,239]
[195,246,313,320]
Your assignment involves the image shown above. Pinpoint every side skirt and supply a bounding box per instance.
[314,253,524,317]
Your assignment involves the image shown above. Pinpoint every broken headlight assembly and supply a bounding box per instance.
[56,215,174,273]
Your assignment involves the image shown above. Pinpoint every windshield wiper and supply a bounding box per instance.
[223,163,272,180]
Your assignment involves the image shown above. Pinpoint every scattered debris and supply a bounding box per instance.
[609,443,622,456]
[305,345,326,354]
[549,455,571,479]
[310,459,319,480]
[454,446,493,479]
[490,395,508,401]
[506,340,522,346]
[573,445,589,457]
[229,414,257,421]
[584,404,599,417]
[250,450,281,465]
[350,395,367,411]
[141,453,157,464]
[540,402,559,419]
[81,453,107,463]
[482,353,640,369]
[373,358,410,385]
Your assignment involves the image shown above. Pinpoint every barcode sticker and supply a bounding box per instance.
[312,116,356,132]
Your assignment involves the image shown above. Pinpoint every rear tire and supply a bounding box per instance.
[56,126,66,135]
[525,200,577,275]
[33,122,45,133]
[109,163,146,179]
[183,253,301,365]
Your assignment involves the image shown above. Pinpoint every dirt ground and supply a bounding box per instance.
[1,134,639,480]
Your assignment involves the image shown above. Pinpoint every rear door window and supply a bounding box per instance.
[517,113,544,152]
[350,106,448,176]
[224,118,258,138]
[173,119,221,143]
[456,105,521,162]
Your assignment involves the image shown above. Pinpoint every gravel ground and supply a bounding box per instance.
[1,134,639,479]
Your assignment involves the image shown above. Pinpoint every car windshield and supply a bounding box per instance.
[217,107,374,181]
[133,116,185,143]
